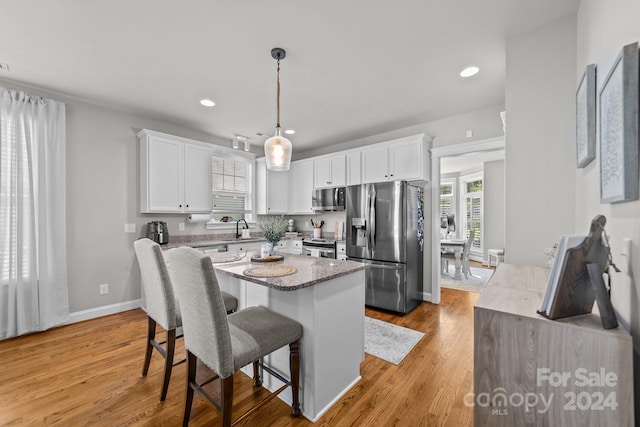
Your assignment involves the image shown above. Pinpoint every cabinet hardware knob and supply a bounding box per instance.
[384,175,387,178]
[390,174,393,177]
[186,204,189,207]
[179,204,182,208]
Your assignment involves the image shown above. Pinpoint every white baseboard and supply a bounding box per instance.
[67,299,142,324]
[422,291,433,303]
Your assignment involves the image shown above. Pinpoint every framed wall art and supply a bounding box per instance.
[576,64,596,168]
[599,42,639,203]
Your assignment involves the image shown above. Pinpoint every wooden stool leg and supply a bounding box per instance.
[160,328,176,401]
[252,360,261,387]
[221,376,234,427]
[142,316,156,376]
[183,351,197,427]
[289,341,301,417]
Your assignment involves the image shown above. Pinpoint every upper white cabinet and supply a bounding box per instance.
[362,145,390,184]
[184,144,214,212]
[289,159,315,214]
[362,134,427,184]
[346,151,362,186]
[139,129,212,213]
[256,158,289,214]
[314,155,346,189]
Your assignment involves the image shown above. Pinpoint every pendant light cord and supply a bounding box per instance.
[276,58,281,128]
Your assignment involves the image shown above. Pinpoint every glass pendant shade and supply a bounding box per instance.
[264,127,292,171]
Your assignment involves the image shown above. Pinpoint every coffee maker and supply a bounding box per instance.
[147,221,169,245]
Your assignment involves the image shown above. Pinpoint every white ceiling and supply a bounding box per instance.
[0,0,579,153]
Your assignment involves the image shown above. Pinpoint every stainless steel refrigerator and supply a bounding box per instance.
[346,181,424,313]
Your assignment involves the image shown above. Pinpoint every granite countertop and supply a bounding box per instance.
[212,254,366,291]
[163,234,306,250]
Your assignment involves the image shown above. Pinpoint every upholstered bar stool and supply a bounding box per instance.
[166,246,302,426]
[134,238,238,401]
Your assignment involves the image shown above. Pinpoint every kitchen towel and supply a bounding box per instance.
[188,214,210,223]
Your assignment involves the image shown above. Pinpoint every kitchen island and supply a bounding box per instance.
[212,254,367,422]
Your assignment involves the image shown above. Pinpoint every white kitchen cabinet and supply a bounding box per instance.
[362,134,427,184]
[289,239,303,255]
[227,241,263,253]
[389,136,425,181]
[346,151,362,185]
[336,242,347,260]
[256,158,289,214]
[277,240,289,253]
[139,129,212,213]
[314,155,346,189]
[288,159,315,214]
[362,145,390,184]
[183,144,214,212]
[274,239,302,255]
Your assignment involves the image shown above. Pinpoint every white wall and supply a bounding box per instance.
[504,16,577,266]
[575,1,640,420]
[295,104,505,159]
[483,159,505,261]
[0,77,246,314]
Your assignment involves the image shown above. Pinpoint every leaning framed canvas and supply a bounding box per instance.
[599,42,639,203]
[576,64,596,168]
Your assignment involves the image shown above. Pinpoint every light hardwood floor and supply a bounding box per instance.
[0,288,478,426]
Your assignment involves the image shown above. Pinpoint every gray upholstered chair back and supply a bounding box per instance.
[166,247,234,378]
[134,238,179,330]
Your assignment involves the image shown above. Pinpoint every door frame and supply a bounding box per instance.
[429,137,504,304]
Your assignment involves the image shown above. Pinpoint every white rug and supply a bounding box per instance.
[364,317,424,365]
[440,265,494,293]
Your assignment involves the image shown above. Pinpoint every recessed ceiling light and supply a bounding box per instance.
[200,99,215,107]
[285,129,295,135]
[460,66,479,78]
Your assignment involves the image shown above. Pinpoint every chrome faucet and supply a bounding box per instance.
[236,219,249,238]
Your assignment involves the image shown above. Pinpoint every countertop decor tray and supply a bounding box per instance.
[250,255,284,263]
[243,265,297,278]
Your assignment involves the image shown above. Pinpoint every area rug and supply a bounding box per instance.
[364,317,424,365]
[440,265,494,293]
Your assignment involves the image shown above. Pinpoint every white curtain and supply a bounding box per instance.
[0,87,68,339]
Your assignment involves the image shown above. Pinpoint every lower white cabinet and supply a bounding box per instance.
[227,241,263,253]
[277,239,303,255]
[336,242,347,260]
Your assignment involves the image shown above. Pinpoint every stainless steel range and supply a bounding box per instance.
[302,238,336,259]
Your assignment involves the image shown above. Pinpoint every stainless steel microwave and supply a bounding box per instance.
[312,187,346,212]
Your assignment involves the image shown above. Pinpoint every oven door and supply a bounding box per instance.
[302,246,336,259]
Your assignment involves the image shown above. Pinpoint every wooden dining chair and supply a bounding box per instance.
[134,238,238,401]
[166,246,302,426]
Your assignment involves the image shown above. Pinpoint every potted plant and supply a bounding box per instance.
[258,215,288,255]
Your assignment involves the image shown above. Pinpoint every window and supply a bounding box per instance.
[439,179,457,233]
[211,157,253,224]
[440,182,453,216]
[460,173,483,252]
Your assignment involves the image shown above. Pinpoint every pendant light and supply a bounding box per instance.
[264,47,292,171]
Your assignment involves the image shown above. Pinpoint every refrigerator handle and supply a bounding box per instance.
[370,187,376,250]
[366,190,373,249]
[366,263,402,270]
